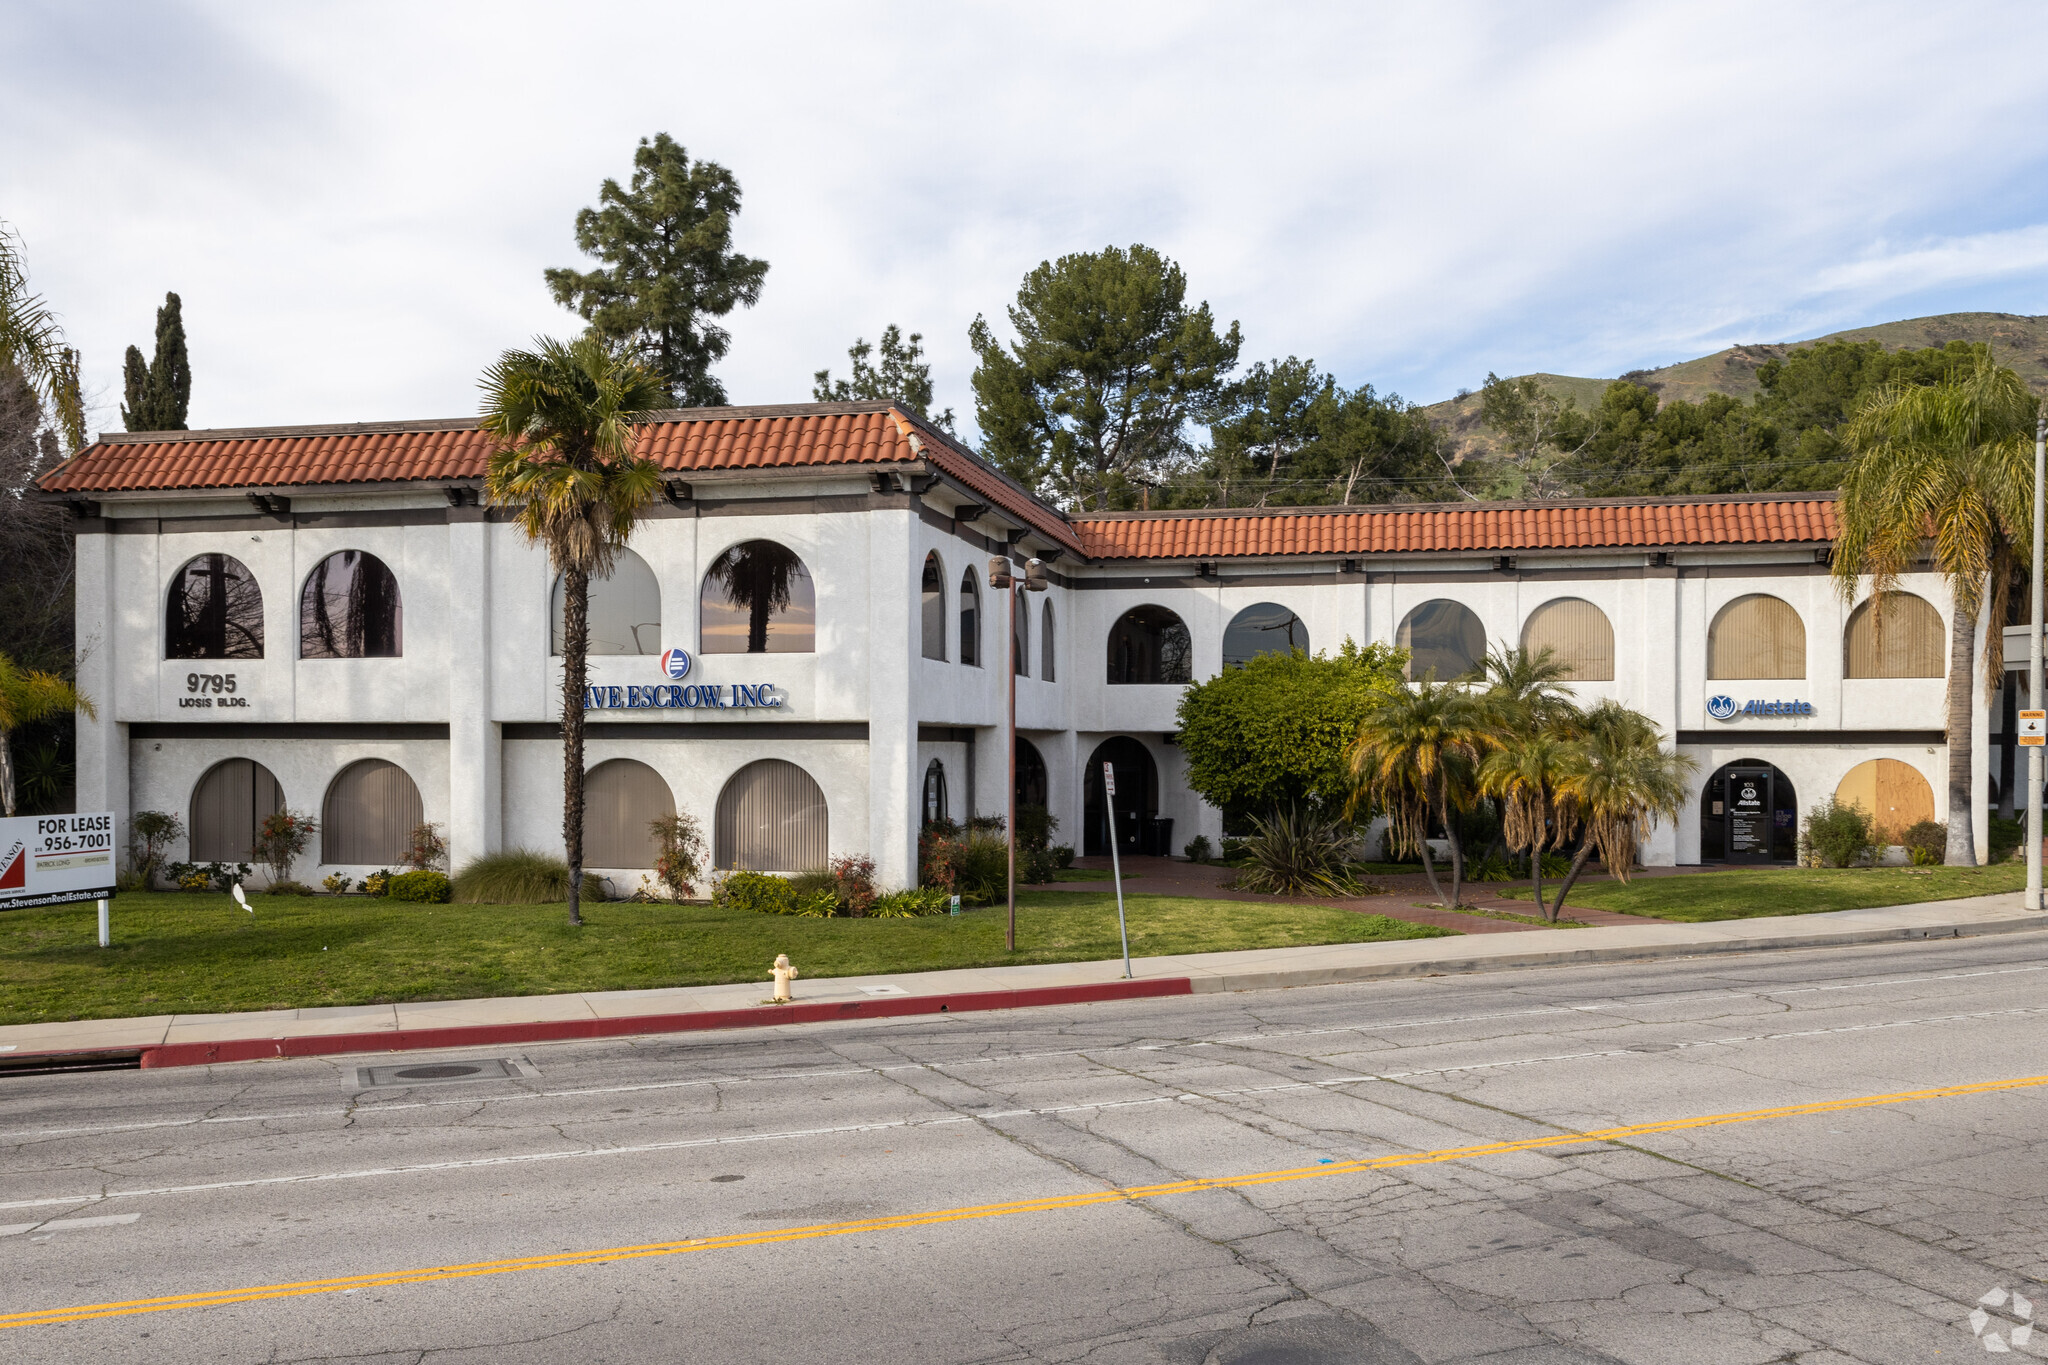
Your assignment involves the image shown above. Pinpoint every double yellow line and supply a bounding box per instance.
[7,1071,2046,1331]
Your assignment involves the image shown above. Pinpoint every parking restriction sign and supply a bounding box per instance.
[2021,710,2046,747]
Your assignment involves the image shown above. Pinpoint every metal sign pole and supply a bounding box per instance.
[2030,413,2045,910]
[1104,761,1131,978]
[98,897,109,948]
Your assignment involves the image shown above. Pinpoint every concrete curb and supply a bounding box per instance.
[99,979,1193,1070]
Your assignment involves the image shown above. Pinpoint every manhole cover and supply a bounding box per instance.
[356,1057,533,1087]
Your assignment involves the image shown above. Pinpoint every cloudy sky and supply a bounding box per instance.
[6,2,2048,441]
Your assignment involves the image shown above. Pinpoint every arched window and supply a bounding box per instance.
[1835,758,1935,844]
[920,553,946,661]
[1520,598,1614,681]
[701,540,814,654]
[583,759,676,867]
[166,554,264,659]
[1223,602,1309,669]
[922,758,948,826]
[1015,737,1048,810]
[1107,606,1192,684]
[1844,593,1943,678]
[189,758,283,862]
[553,549,660,656]
[959,568,981,667]
[1013,586,1030,676]
[321,760,424,865]
[1397,600,1484,681]
[1041,601,1057,682]
[300,551,402,658]
[715,759,828,871]
[1708,594,1805,679]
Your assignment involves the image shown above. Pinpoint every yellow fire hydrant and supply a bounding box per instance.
[770,953,799,1003]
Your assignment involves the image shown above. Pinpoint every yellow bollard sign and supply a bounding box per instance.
[2021,710,2047,747]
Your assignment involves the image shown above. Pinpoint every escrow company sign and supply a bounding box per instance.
[1707,694,1816,721]
[581,648,783,712]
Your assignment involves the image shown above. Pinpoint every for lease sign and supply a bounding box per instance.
[0,812,116,909]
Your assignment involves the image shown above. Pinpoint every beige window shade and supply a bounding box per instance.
[1708,594,1806,679]
[1521,598,1614,681]
[1843,593,1943,678]
[1834,758,1934,844]
[189,759,284,862]
[583,759,676,868]
[1397,599,1485,681]
[715,759,828,871]
[321,759,423,865]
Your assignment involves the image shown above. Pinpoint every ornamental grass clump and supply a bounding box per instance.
[1230,805,1360,896]
[451,849,570,904]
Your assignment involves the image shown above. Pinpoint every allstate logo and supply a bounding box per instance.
[1706,695,1737,720]
[659,648,692,680]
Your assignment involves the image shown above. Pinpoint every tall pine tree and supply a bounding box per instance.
[120,291,190,432]
[545,134,769,408]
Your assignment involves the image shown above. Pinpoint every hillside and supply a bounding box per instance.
[1427,311,2048,465]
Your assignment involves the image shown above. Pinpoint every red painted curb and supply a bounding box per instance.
[105,977,1194,1070]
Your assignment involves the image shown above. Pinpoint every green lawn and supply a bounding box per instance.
[0,891,1453,1027]
[1498,862,2026,922]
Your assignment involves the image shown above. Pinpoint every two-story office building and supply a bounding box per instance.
[38,400,1997,890]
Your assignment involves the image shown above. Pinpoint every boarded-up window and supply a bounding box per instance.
[1835,758,1934,844]
[1844,593,1943,678]
[300,551,402,658]
[321,760,424,865]
[1521,598,1615,681]
[1223,602,1310,669]
[166,554,265,659]
[1041,601,1056,681]
[553,549,661,656]
[189,758,284,862]
[1397,600,1485,681]
[1708,594,1805,679]
[715,759,828,871]
[921,553,946,660]
[583,759,676,868]
[701,540,814,654]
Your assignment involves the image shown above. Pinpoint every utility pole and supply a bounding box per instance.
[2029,415,2045,911]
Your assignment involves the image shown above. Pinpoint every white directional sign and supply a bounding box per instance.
[2021,710,2047,748]
[0,812,117,910]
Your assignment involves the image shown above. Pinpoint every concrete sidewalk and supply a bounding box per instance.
[2,892,2040,1069]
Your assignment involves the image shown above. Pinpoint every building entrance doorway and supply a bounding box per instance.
[1699,759,1798,863]
[1083,736,1155,857]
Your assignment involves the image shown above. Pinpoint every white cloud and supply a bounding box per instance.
[5,0,2048,440]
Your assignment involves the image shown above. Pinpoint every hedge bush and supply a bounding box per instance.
[386,870,452,904]
[1801,798,1875,868]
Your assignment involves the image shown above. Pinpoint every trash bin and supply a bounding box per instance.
[1144,817,1174,858]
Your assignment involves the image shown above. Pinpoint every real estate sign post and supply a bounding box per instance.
[0,812,118,946]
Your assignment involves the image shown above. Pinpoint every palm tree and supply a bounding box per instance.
[1834,358,2035,865]
[1348,679,1492,907]
[1545,702,1696,917]
[0,653,93,816]
[1479,643,1577,729]
[709,540,803,652]
[481,336,667,925]
[1478,730,1575,922]
[0,223,84,452]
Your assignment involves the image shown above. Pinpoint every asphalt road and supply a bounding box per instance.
[7,934,2048,1364]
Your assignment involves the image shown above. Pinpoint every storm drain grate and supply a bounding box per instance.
[356,1057,535,1088]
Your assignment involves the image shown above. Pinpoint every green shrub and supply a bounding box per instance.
[1900,820,1945,866]
[1232,806,1359,896]
[114,868,148,893]
[386,870,451,903]
[321,872,356,894]
[1052,844,1075,869]
[919,829,1009,903]
[129,810,184,888]
[830,855,878,916]
[1019,843,1060,885]
[166,860,250,893]
[648,811,708,900]
[264,879,317,896]
[1464,854,1515,883]
[362,868,394,897]
[1183,834,1214,864]
[788,866,837,900]
[1802,798,1875,868]
[1015,804,1057,852]
[1990,814,2025,865]
[450,851,567,904]
[869,886,953,918]
[715,871,798,915]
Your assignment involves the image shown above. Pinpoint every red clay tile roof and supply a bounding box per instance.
[37,403,1085,555]
[1070,496,1839,559]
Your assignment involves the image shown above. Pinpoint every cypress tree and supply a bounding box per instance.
[121,292,190,431]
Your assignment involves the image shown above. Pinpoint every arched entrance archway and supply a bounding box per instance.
[1700,759,1798,863]
[1083,737,1155,856]
[1015,737,1048,811]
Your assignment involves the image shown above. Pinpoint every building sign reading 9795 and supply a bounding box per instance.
[181,672,248,709]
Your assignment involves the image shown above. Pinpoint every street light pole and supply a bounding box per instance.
[995,555,1048,953]
[2029,414,2044,911]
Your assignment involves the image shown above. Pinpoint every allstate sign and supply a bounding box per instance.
[1708,694,1815,720]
